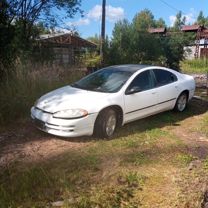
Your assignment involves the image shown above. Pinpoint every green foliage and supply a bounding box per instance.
[0,166,54,207]
[0,0,82,79]
[181,58,208,73]
[196,11,208,27]
[105,10,187,69]
[133,9,155,31]
[155,18,166,28]
[85,53,101,68]
[172,11,186,31]
[176,153,196,165]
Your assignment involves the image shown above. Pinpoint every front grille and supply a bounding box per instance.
[32,117,75,133]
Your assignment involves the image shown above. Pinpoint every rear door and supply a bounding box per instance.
[152,69,179,111]
[124,70,158,123]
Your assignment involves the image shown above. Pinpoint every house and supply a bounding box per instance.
[36,33,97,65]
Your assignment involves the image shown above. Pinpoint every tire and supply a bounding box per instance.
[174,92,188,112]
[94,108,117,138]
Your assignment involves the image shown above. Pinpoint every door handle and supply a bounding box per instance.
[152,92,157,95]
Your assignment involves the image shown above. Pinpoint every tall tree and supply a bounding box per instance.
[196,11,207,26]
[155,18,166,28]
[173,11,186,31]
[2,0,82,45]
[133,9,155,31]
[0,0,82,78]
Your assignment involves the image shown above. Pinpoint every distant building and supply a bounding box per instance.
[148,27,166,35]
[36,33,97,65]
[148,25,208,59]
[184,39,208,60]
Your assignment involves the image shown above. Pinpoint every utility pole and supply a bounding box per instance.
[100,0,106,64]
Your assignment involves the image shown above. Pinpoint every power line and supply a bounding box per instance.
[159,0,186,15]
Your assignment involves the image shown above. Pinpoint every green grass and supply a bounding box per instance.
[180,59,208,74]
[175,153,196,166]
[0,111,207,207]
[0,64,85,126]
[1,64,208,207]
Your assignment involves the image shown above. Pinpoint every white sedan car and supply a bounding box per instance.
[31,65,195,138]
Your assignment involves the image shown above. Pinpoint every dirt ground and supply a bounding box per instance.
[0,98,207,170]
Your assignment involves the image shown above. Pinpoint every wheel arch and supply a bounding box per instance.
[95,105,124,128]
[178,89,189,100]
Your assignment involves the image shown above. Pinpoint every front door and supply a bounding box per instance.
[124,70,158,123]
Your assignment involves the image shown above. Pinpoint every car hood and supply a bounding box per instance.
[35,86,110,113]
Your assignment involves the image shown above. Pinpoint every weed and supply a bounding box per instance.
[122,151,150,166]
[125,171,146,187]
[176,153,196,166]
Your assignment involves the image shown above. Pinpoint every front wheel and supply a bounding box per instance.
[94,108,117,138]
[174,92,188,112]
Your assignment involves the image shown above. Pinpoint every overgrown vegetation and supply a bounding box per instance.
[0,0,82,79]
[0,65,85,125]
[181,58,208,74]
[100,9,195,70]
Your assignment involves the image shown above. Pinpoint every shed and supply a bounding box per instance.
[36,33,97,65]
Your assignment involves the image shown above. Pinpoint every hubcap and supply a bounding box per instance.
[177,94,187,111]
[106,114,116,137]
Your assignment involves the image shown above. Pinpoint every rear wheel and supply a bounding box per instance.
[174,92,188,112]
[94,108,117,138]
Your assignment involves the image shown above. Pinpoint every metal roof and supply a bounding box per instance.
[181,25,201,32]
[37,33,97,48]
[148,27,166,34]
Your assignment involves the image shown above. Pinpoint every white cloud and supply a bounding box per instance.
[169,9,196,26]
[67,18,90,27]
[87,4,125,22]
[169,15,176,27]
[87,5,102,21]
[66,4,124,29]
[184,12,196,24]
[106,5,125,22]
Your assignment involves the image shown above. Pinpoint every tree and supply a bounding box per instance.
[155,18,166,28]
[87,34,100,46]
[133,9,155,31]
[196,11,208,26]
[0,0,82,79]
[3,0,82,46]
[173,11,186,31]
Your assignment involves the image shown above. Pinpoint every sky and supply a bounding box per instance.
[63,0,208,38]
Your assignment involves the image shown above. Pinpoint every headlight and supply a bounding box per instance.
[53,109,88,119]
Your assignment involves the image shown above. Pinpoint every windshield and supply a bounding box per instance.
[71,67,134,93]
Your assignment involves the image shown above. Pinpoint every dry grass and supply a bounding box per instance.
[0,63,85,125]
[0,64,208,207]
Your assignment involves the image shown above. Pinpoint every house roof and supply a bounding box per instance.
[181,25,202,32]
[148,27,166,34]
[37,33,97,48]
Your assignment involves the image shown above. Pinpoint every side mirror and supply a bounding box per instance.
[125,86,142,95]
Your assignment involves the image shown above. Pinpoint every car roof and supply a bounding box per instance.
[104,64,152,73]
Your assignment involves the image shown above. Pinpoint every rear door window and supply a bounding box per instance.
[153,69,177,87]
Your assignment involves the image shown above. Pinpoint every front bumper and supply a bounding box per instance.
[31,107,98,137]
